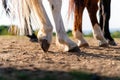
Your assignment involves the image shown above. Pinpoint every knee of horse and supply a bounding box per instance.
[37,24,53,52]
[37,23,53,41]
[44,25,53,33]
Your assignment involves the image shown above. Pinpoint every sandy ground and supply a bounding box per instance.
[0,36,120,80]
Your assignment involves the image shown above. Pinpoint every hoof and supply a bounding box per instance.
[99,43,108,47]
[68,46,80,52]
[39,39,50,52]
[30,38,38,42]
[79,43,89,48]
[108,40,117,46]
[27,34,38,42]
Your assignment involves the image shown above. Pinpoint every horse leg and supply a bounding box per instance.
[24,15,38,42]
[25,0,38,42]
[99,0,116,46]
[86,1,108,47]
[48,0,80,52]
[28,0,53,52]
[73,2,89,47]
[25,16,38,42]
[99,0,104,33]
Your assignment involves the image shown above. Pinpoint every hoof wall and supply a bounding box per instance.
[27,34,38,42]
[68,46,80,52]
[108,40,117,46]
[79,43,89,48]
[39,39,50,52]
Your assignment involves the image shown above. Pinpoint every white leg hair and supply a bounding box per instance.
[23,0,33,35]
[92,23,108,46]
[21,0,53,52]
[48,0,78,51]
[7,0,79,52]
[33,0,53,44]
[73,30,89,47]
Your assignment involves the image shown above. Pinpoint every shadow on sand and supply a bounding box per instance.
[0,67,119,80]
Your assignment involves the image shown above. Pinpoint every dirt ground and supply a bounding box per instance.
[0,36,120,80]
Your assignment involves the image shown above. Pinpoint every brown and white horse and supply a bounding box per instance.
[68,0,108,47]
[2,0,80,52]
[2,0,110,52]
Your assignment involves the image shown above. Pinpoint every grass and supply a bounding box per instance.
[0,25,10,35]
[111,31,120,38]
[53,30,120,38]
[0,25,120,38]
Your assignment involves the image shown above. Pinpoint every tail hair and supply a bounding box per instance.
[68,0,82,19]
[2,0,11,16]
[68,0,75,19]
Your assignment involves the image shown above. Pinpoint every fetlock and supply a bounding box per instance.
[93,23,108,47]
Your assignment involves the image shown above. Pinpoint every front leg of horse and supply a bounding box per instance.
[37,24,53,52]
[99,0,116,46]
[32,0,53,52]
[49,0,80,52]
[87,3,108,47]
[37,10,53,52]
[92,24,108,47]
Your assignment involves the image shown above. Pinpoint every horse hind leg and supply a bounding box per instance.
[86,2,108,47]
[29,0,53,52]
[25,17,38,42]
[37,22,53,52]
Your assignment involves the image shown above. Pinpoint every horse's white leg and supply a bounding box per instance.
[92,23,108,47]
[48,0,80,52]
[29,0,53,52]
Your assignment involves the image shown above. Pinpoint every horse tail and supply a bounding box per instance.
[68,0,74,19]
[68,0,81,19]
[2,0,7,10]
[29,0,46,24]
[8,25,19,35]
[2,0,11,16]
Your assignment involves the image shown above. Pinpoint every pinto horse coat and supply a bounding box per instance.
[1,0,80,52]
[68,0,108,47]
